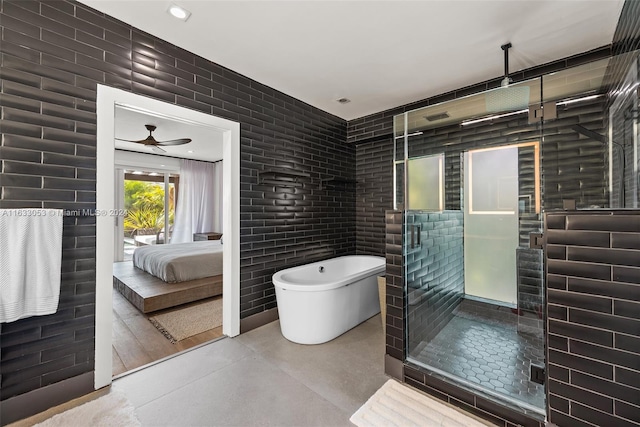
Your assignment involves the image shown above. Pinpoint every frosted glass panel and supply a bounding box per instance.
[469,148,518,213]
[407,154,443,210]
[464,147,518,305]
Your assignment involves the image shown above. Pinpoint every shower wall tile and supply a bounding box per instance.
[384,211,404,361]
[405,211,464,347]
[545,210,640,427]
[0,0,352,417]
[548,290,613,314]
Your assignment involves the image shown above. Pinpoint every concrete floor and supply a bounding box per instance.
[12,313,498,427]
[113,315,388,426]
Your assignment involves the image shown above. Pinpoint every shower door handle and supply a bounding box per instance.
[410,225,415,248]
[410,225,421,249]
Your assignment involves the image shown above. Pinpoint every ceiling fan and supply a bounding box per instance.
[116,124,192,153]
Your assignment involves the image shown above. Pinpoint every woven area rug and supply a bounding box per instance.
[149,298,222,343]
[350,379,489,427]
[34,391,140,427]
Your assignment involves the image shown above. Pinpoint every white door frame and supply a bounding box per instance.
[95,85,241,389]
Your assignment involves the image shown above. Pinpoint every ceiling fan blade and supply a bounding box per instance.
[156,138,192,146]
[117,125,189,149]
[115,138,148,144]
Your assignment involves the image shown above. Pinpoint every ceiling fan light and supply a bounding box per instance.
[168,4,191,21]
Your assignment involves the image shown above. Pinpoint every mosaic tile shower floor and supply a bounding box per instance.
[410,300,545,410]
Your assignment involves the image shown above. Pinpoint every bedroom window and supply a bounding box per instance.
[118,170,179,261]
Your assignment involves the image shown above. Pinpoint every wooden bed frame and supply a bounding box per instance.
[113,261,223,313]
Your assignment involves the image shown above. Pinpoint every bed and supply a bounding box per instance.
[133,240,223,283]
[113,241,224,313]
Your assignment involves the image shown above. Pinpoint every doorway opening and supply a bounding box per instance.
[95,85,240,389]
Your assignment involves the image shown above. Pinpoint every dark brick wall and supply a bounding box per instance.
[384,210,404,361]
[355,139,394,256]
[405,211,464,349]
[545,210,640,427]
[0,0,353,402]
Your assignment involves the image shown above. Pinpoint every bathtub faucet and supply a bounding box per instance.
[318,266,325,273]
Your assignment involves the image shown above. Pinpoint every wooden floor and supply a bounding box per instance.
[112,290,224,377]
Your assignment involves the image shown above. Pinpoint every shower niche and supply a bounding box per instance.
[393,51,639,422]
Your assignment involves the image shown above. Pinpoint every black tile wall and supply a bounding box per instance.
[384,210,404,361]
[545,210,640,427]
[355,138,394,256]
[405,211,464,348]
[1,0,353,405]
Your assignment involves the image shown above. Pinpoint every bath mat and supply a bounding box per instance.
[34,390,140,427]
[149,298,222,343]
[350,379,490,427]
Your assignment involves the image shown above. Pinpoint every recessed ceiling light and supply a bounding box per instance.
[167,4,191,21]
[132,171,143,175]
[187,150,194,153]
[336,98,351,104]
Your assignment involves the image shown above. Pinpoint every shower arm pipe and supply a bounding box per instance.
[502,43,512,83]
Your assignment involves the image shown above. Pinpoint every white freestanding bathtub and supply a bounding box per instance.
[273,255,386,344]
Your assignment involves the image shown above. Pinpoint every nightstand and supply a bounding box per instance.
[193,232,222,241]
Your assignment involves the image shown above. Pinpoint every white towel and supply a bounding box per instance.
[0,209,63,323]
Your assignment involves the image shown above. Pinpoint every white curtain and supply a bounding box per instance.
[170,159,223,244]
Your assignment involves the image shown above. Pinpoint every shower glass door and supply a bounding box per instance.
[397,50,640,422]
[396,76,547,419]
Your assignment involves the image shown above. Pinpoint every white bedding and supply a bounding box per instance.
[132,241,223,283]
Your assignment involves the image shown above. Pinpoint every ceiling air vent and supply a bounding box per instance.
[424,112,449,121]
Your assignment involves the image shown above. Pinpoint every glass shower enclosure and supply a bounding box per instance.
[394,50,639,420]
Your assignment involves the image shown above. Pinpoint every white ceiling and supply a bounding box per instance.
[115,105,224,161]
[81,0,625,121]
